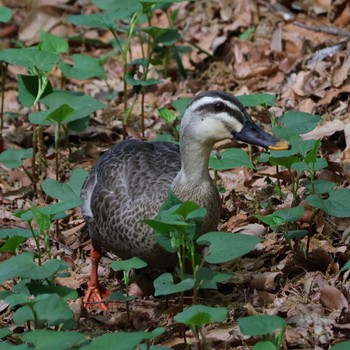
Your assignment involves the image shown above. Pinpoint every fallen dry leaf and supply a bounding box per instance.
[319,285,349,312]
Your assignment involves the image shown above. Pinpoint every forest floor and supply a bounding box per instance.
[1,0,350,349]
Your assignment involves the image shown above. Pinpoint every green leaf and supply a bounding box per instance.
[125,71,161,86]
[30,204,51,231]
[340,260,350,273]
[255,206,305,230]
[0,326,10,339]
[22,330,87,350]
[239,27,255,40]
[268,156,299,169]
[83,332,148,350]
[172,97,192,119]
[0,228,32,239]
[158,107,177,124]
[30,293,75,329]
[306,189,350,218]
[193,267,233,289]
[93,0,142,12]
[46,104,76,124]
[174,305,227,327]
[0,235,26,253]
[0,252,34,284]
[22,259,67,280]
[59,54,107,80]
[68,11,128,30]
[39,31,69,54]
[111,257,147,273]
[29,91,106,128]
[236,94,275,107]
[0,147,33,169]
[13,305,35,325]
[18,199,82,222]
[26,282,78,301]
[253,340,278,350]
[153,273,194,296]
[173,201,202,220]
[42,168,88,201]
[301,179,336,194]
[332,341,350,350]
[5,293,31,308]
[209,148,254,170]
[0,6,12,23]
[109,291,136,301]
[238,315,286,336]
[291,158,327,174]
[286,230,308,240]
[0,47,59,71]
[280,111,320,135]
[196,232,261,264]
[18,74,53,107]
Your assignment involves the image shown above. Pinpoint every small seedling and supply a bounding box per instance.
[238,314,287,350]
[111,257,148,321]
[174,305,227,349]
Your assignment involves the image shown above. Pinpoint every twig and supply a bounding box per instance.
[294,21,350,38]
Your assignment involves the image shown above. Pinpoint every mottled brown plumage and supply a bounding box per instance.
[81,91,289,309]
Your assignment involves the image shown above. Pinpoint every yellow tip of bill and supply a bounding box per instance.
[268,140,291,151]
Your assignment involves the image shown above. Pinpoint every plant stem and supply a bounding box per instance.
[0,62,7,132]
[29,222,41,265]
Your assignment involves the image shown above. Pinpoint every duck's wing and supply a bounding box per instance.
[80,140,181,264]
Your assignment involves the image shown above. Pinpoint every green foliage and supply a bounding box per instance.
[29,91,106,130]
[59,54,107,80]
[306,189,350,218]
[82,328,164,350]
[42,168,88,201]
[239,315,287,349]
[272,111,321,139]
[255,206,305,231]
[0,6,12,23]
[237,93,276,107]
[174,305,227,327]
[174,305,227,348]
[197,232,261,264]
[0,148,33,169]
[0,47,59,71]
[21,330,88,349]
[332,341,350,350]
[153,273,194,296]
[111,257,148,319]
[209,148,254,170]
[39,31,69,54]
[111,256,148,272]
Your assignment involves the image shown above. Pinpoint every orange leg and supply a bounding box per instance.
[84,246,110,311]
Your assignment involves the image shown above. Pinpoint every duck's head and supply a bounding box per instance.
[181,90,290,150]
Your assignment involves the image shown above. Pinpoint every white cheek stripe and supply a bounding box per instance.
[215,112,244,132]
[188,96,242,115]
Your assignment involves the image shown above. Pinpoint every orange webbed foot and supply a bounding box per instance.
[83,284,111,311]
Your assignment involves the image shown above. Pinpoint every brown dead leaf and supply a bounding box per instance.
[251,272,285,292]
[333,55,350,87]
[334,3,350,26]
[18,6,63,42]
[302,119,345,140]
[319,285,349,311]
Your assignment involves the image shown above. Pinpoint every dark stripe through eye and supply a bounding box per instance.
[194,102,245,124]
[214,102,225,111]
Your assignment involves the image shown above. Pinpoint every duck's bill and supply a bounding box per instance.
[233,120,291,150]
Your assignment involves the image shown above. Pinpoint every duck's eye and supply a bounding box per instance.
[214,102,225,111]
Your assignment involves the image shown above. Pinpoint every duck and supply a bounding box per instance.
[80,90,290,310]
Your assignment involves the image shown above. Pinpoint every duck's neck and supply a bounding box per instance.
[172,137,213,189]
